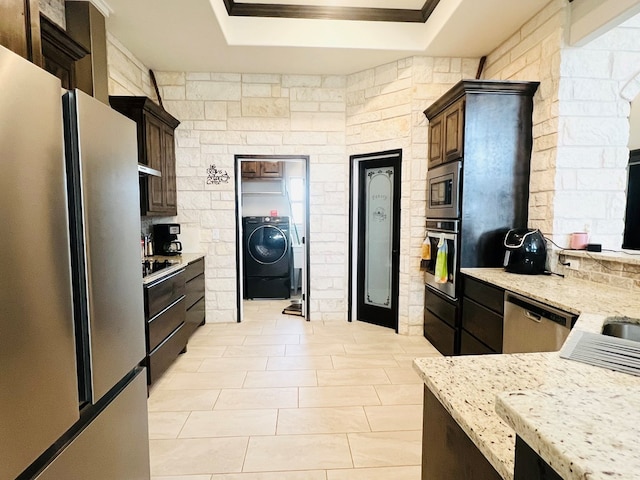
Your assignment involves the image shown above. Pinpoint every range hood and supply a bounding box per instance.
[138,163,161,177]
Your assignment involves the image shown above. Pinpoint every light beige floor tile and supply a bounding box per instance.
[148,389,220,412]
[211,471,325,480]
[277,406,370,434]
[343,343,407,355]
[299,385,381,408]
[260,324,314,335]
[189,335,247,346]
[164,357,205,374]
[214,387,298,410]
[204,323,266,335]
[180,409,277,437]
[326,465,420,480]
[182,345,227,358]
[150,438,248,476]
[266,355,333,371]
[374,384,423,405]
[243,370,317,388]
[243,434,353,472]
[396,342,442,355]
[223,345,286,357]
[348,430,422,468]
[198,357,268,372]
[316,368,390,386]
[152,475,212,480]
[285,343,346,356]
[299,334,357,344]
[147,300,436,478]
[384,367,423,384]
[331,354,399,369]
[242,334,300,345]
[393,354,428,368]
[148,412,190,439]
[364,405,423,431]
[160,372,246,390]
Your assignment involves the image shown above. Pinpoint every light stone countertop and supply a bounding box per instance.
[413,268,640,480]
[142,253,205,285]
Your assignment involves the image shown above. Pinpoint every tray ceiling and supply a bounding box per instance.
[104,0,547,75]
[222,0,440,22]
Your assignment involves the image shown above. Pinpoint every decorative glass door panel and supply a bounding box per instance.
[364,167,394,309]
[353,151,402,331]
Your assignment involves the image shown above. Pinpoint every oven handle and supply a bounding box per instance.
[426,230,457,241]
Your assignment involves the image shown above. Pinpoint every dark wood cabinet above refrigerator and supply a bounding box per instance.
[109,96,180,216]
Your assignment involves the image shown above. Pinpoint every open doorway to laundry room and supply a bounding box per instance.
[235,155,310,322]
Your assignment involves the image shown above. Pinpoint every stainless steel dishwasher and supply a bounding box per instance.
[503,292,577,353]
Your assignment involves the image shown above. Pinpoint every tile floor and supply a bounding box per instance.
[148,300,441,480]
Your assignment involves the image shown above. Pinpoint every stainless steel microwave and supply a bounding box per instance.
[426,161,461,219]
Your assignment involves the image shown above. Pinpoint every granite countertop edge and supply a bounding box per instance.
[142,253,206,285]
[413,268,640,480]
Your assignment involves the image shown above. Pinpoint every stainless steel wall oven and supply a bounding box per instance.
[423,220,459,300]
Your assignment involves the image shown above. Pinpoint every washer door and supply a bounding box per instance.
[247,225,288,265]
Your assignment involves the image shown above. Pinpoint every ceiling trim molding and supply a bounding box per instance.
[222,0,440,23]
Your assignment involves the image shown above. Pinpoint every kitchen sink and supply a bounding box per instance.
[601,318,640,342]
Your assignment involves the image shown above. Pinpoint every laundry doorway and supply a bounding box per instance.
[235,155,310,322]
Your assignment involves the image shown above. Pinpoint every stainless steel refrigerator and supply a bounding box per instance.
[0,45,150,479]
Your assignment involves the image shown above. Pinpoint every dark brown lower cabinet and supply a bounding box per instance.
[422,386,502,480]
[144,268,186,385]
[514,436,563,480]
[424,287,458,356]
[184,257,206,337]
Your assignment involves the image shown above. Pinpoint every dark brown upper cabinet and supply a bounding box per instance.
[40,15,89,90]
[109,97,181,217]
[427,97,465,169]
[241,161,283,179]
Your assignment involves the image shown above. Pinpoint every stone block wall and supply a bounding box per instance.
[483,0,566,240]
[346,56,478,335]
[556,251,640,290]
[103,0,640,329]
[106,33,156,99]
[153,72,348,322]
[483,1,640,251]
[39,0,65,28]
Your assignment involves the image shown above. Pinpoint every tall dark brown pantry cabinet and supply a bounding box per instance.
[110,96,180,216]
[422,80,539,355]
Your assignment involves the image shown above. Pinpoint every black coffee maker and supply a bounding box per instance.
[152,223,182,256]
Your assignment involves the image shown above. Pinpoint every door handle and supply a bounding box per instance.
[524,311,542,323]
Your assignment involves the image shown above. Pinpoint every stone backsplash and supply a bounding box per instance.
[553,249,640,290]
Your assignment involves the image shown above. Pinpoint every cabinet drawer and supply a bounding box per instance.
[460,329,497,355]
[148,296,185,352]
[145,269,185,318]
[184,297,206,338]
[425,287,457,328]
[462,297,503,353]
[463,276,504,315]
[185,273,205,310]
[148,323,187,385]
[424,309,457,356]
[185,257,204,282]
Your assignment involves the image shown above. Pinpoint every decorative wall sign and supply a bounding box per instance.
[206,164,230,185]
